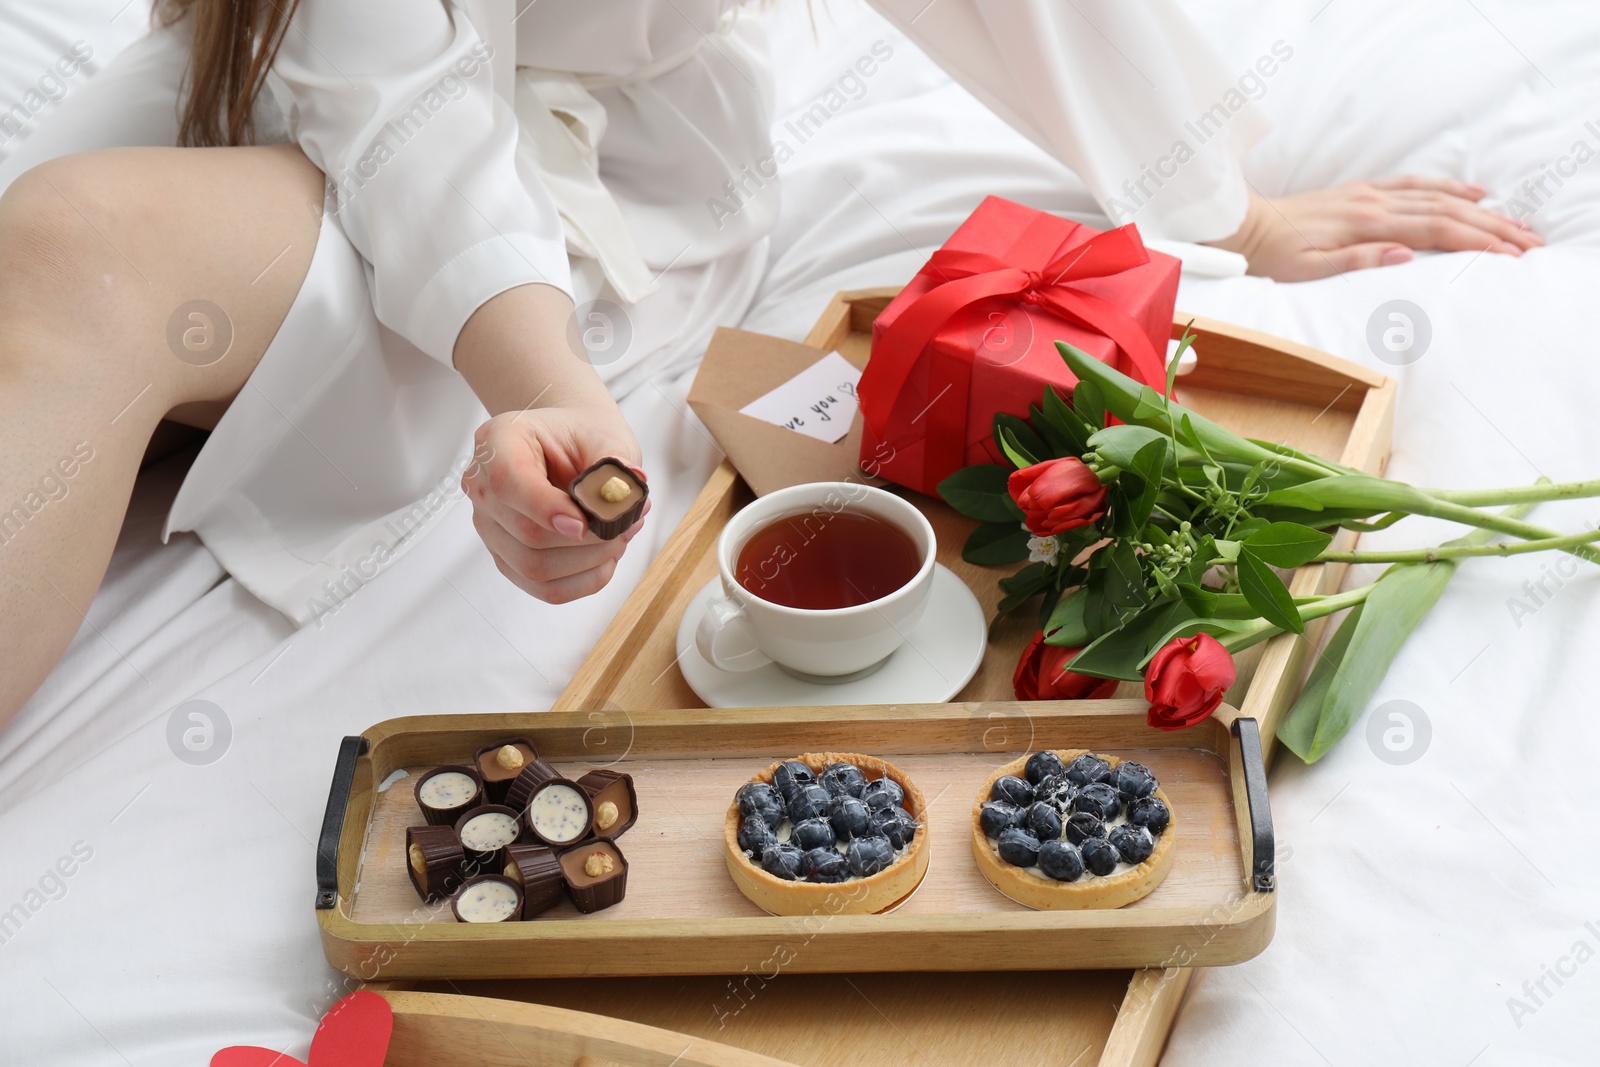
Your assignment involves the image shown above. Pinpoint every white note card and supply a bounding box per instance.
[737,351,862,444]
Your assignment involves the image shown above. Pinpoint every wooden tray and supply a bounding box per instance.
[555,288,1396,753]
[344,289,1393,1065]
[316,703,1275,979]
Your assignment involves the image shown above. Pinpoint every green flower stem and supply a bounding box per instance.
[1411,498,1600,565]
[1314,527,1600,565]
[1425,478,1600,508]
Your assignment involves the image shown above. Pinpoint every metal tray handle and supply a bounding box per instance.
[316,735,369,910]
[1231,717,1275,892]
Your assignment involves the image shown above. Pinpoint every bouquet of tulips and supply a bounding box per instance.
[938,334,1600,761]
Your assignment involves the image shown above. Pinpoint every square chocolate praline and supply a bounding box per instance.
[502,843,568,918]
[473,737,540,803]
[558,840,629,914]
[567,458,647,540]
[576,768,638,840]
[405,825,466,902]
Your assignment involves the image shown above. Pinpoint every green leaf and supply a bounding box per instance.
[1029,403,1074,457]
[1068,602,1185,680]
[937,465,1023,523]
[1056,341,1349,481]
[1041,386,1091,454]
[1042,586,1091,647]
[997,426,1037,470]
[1123,438,1169,532]
[994,413,1047,468]
[962,521,1031,565]
[1072,379,1106,430]
[1262,476,1430,515]
[1087,424,1165,469]
[1213,538,1241,561]
[1136,615,1267,669]
[1178,582,1218,616]
[1103,540,1150,622]
[1300,562,1455,761]
[1277,603,1363,759]
[1243,522,1334,569]
[1164,330,1189,400]
[1237,550,1304,634]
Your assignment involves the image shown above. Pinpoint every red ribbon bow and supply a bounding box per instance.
[860,219,1168,486]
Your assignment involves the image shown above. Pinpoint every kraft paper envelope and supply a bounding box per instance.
[687,327,884,497]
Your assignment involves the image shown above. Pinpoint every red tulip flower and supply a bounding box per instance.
[1143,633,1236,730]
[1014,632,1119,701]
[1008,457,1108,536]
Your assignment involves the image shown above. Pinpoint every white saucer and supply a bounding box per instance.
[675,565,987,708]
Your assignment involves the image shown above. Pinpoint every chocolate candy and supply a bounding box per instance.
[414,765,484,827]
[473,737,539,804]
[575,768,637,839]
[558,840,628,913]
[453,804,527,869]
[451,874,524,923]
[406,825,466,902]
[524,779,594,849]
[504,758,563,812]
[567,458,647,540]
[502,843,567,918]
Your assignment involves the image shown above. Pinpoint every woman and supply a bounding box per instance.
[0,0,1538,725]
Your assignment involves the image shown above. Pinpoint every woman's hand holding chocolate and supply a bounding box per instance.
[461,406,647,604]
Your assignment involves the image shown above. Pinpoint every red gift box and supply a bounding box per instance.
[858,196,1180,496]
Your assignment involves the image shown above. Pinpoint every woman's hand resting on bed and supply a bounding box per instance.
[452,283,646,604]
[1207,176,1542,280]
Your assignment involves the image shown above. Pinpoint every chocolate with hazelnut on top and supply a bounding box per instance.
[558,839,628,913]
[575,768,637,839]
[567,458,647,540]
[473,737,539,803]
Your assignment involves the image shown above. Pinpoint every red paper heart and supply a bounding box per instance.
[212,991,392,1067]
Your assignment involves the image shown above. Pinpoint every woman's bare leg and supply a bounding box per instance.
[0,144,323,725]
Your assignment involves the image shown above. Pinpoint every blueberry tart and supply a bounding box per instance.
[971,749,1175,909]
[724,752,929,915]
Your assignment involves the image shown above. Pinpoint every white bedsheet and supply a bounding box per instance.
[4,2,1600,1064]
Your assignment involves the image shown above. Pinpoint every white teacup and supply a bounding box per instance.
[694,481,937,682]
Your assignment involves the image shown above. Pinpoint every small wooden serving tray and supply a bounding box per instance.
[317,703,1275,979]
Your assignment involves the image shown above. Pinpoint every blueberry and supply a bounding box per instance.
[875,806,919,849]
[772,761,815,802]
[737,814,777,858]
[979,800,1024,838]
[846,836,895,877]
[1073,783,1123,822]
[1025,801,1063,843]
[861,777,905,811]
[788,783,832,823]
[761,843,805,881]
[1080,835,1119,876]
[1064,753,1112,786]
[1112,761,1158,802]
[820,762,867,799]
[828,795,874,840]
[736,781,787,829]
[1032,773,1078,815]
[1037,839,1085,882]
[990,774,1034,806]
[1128,795,1170,835]
[790,816,837,852]
[1108,824,1155,864]
[1064,811,1104,845]
[802,847,849,883]
[1024,751,1067,785]
[996,827,1042,868]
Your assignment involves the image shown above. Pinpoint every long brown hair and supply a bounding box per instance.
[157,0,302,147]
